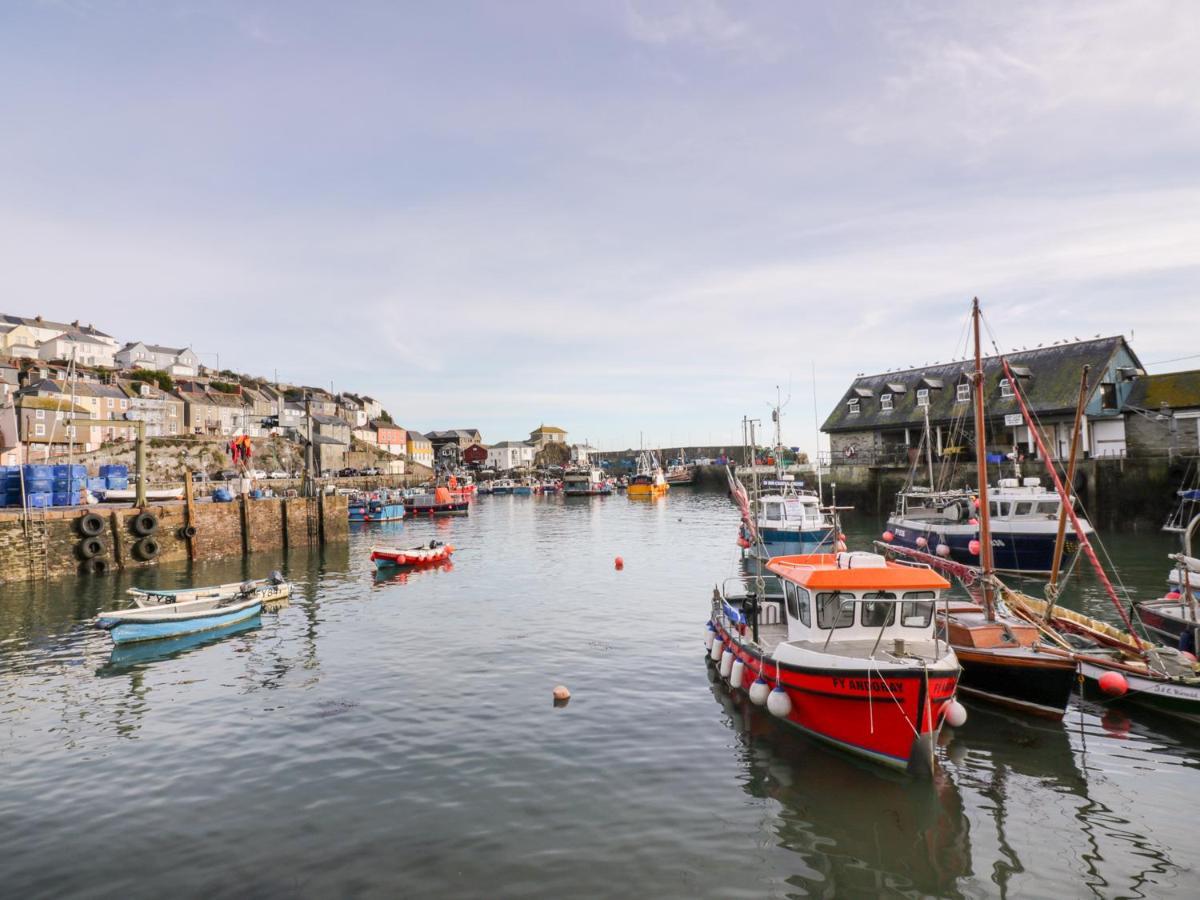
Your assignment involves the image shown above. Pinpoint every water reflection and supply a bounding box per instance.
[97,615,263,674]
[709,674,973,897]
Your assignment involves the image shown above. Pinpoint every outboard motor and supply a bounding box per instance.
[239,581,256,594]
[269,570,285,585]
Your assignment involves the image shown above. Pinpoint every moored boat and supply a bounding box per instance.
[626,452,668,498]
[708,550,964,776]
[562,467,611,496]
[665,461,696,485]
[349,491,406,523]
[404,486,469,517]
[370,540,454,569]
[490,478,515,495]
[97,578,290,644]
[126,573,286,608]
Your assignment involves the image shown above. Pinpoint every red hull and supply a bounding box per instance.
[713,620,958,774]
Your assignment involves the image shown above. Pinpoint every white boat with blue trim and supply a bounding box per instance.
[98,577,290,644]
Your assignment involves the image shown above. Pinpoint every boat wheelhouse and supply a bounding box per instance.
[885,478,1093,574]
[708,551,962,776]
[563,467,611,496]
[665,461,696,485]
[490,478,515,495]
[741,477,834,559]
[627,452,668,498]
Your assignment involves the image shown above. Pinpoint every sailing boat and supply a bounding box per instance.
[931,299,1078,718]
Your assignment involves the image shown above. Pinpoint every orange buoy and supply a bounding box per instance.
[614,556,624,569]
[553,685,571,705]
[1098,671,1128,697]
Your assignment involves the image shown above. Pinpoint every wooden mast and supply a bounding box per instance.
[970,298,996,621]
[1045,364,1090,614]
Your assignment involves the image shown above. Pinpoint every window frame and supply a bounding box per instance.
[900,591,936,628]
[816,591,856,630]
[880,393,893,412]
[847,398,860,416]
[999,378,1014,398]
[956,383,970,402]
[861,591,897,628]
[916,388,930,408]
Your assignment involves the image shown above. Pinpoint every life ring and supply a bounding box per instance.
[77,512,105,537]
[131,511,159,537]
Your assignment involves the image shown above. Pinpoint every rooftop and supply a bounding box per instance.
[768,553,951,591]
[1125,369,1200,412]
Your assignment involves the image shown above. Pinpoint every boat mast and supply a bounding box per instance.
[923,403,935,489]
[970,298,997,621]
[811,362,824,504]
[1045,364,1090,613]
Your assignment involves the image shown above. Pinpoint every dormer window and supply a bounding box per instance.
[999,378,1014,398]
[956,383,970,402]
[916,389,930,408]
[880,393,893,412]
[847,398,860,416]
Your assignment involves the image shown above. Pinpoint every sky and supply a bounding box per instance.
[2,0,1198,453]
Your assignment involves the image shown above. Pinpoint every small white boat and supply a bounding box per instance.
[98,579,290,644]
[101,487,185,503]
[127,574,286,608]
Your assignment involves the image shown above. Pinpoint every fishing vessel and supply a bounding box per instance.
[733,472,834,559]
[626,451,668,498]
[1136,505,1200,648]
[370,540,454,569]
[490,478,515,495]
[98,578,290,644]
[404,486,469,517]
[562,467,611,496]
[349,491,406,523]
[708,551,964,776]
[665,460,696,485]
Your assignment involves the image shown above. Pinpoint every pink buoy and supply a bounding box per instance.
[882,531,894,543]
[968,518,979,526]
[1098,671,1128,697]
[1165,591,1182,601]
[968,539,981,556]
[916,536,928,549]
[936,543,951,557]
[837,532,846,542]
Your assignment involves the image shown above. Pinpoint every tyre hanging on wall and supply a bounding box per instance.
[78,536,107,560]
[133,536,160,560]
[81,557,109,575]
[131,511,159,537]
[77,512,105,537]
[178,524,197,539]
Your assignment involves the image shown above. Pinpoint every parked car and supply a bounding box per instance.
[362,467,380,476]
[338,467,360,478]
[249,469,267,479]
[268,470,290,479]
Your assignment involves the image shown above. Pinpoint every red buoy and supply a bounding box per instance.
[968,517,979,526]
[968,539,981,555]
[882,531,894,543]
[1165,591,1182,600]
[1098,671,1128,697]
[614,556,624,570]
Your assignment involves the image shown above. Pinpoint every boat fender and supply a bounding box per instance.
[968,539,981,555]
[936,543,951,557]
[77,512,105,537]
[131,511,159,537]
[944,700,968,728]
[178,524,198,539]
[767,686,792,718]
[78,536,107,559]
[916,536,928,549]
[710,636,724,662]
[748,677,770,706]
[81,557,109,576]
[704,622,716,650]
[730,658,746,690]
[834,540,847,553]
[719,648,734,679]
[133,536,160,561]
[1165,590,1182,601]
[614,556,624,570]
[882,531,895,543]
[1099,671,1128,697]
[968,517,979,526]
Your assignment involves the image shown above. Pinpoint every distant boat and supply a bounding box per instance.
[97,578,290,644]
[627,451,669,498]
[349,492,406,522]
[490,478,515,495]
[370,540,454,569]
[404,486,469,517]
[101,487,185,503]
[665,461,696,485]
[563,467,612,496]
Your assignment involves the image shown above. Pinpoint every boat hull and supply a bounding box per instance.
[349,502,406,523]
[886,518,1080,574]
[626,484,668,498]
[404,502,469,517]
[107,602,263,644]
[1078,658,1200,724]
[951,646,1076,719]
[1137,600,1200,646]
[711,620,957,776]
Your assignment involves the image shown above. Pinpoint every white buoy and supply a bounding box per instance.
[748,677,770,706]
[710,636,724,662]
[730,658,745,689]
[936,543,951,558]
[944,700,968,728]
[720,648,734,679]
[704,622,715,650]
[767,686,792,718]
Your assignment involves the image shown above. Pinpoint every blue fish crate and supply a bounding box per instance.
[52,464,87,477]
[99,464,129,477]
[51,492,76,507]
[24,479,53,494]
[23,464,53,480]
[26,491,52,509]
[106,476,130,490]
[53,477,87,492]
[87,476,106,493]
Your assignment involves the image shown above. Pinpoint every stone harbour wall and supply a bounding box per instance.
[0,494,348,584]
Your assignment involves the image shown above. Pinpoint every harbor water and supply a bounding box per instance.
[1,489,1197,898]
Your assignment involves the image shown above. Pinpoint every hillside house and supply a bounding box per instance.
[116,342,200,377]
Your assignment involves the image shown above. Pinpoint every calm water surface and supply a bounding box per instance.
[1,490,1197,898]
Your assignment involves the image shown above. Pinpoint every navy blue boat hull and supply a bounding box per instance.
[885,520,1079,573]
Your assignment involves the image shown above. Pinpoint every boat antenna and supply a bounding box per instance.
[1045,364,1089,612]
[811,362,823,504]
[970,298,997,622]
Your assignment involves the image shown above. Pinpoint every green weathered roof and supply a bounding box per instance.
[822,336,1133,433]
[1124,369,1200,411]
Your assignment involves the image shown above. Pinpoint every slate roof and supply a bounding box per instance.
[311,413,349,427]
[1,314,113,339]
[822,336,1138,433]
[490,440,532,449]
[17,395,90,413]
[1125,369,1200,411]
[311,434,348,446]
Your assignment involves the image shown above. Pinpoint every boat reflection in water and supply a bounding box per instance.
[371,559,454,588]
[707,673,972,897]
[97,614,263,674]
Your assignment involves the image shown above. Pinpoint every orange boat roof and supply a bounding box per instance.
[766,553,951,592]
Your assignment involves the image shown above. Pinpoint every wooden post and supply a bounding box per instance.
[110,510,125,571]
[184,470,197,561]
[240,494,251,555]
[280,497,289,552]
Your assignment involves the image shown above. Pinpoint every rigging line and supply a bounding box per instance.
[1144,352,1200,367]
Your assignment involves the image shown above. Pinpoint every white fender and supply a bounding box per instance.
[704,623,715,650]
[730,658,745,690]
[767,686,792,718]
[719,648,734,679]
[710,636,724,662]
[748,678,770,706]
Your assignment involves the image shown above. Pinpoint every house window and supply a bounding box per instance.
[34,423,45,436]
[916,389,930,407]
[36,409,45,420]
[880,394,893,412]
[1100,383,1117,410]
[999,378,1014,398]
[107,398,114,408]
[956,383,970,402]
[119,399,127,409]
[847,398,860,416]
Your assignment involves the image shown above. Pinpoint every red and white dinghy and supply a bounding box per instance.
[370,541,454,569]
[708,551,965,777]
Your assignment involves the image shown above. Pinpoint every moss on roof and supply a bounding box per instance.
[1125,369,1200,411]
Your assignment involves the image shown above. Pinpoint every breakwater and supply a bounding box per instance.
[0,494,348,584]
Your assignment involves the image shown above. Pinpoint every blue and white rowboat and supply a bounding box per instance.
[98,583,290,644]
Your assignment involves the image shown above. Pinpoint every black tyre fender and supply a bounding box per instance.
[82,557,110,575]
[178,524,198,539]
[78,536,107,560]
[131,512,159,537]
[78,512,105,537]
[134,536,161,560]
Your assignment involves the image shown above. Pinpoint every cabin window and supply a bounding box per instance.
[1037,501,1059,516]
[997,502,1011,517]
[916,389,929,408]
[847,398,860,416]
[999,378,1014,398]
[989,501,999,518]
[901,591,936,627]
[1100,382,1117,410]
[1013,501,1034,517]
[816,592,855,630]
[956,383,970,402]
[785,582,799,621]
[765,501,783,521]
[880,394,893,412]
[795,586,810,626]
[861,592,897,627]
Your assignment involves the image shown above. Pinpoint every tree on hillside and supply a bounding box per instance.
[130,369,175,392]
[534,442,571,468]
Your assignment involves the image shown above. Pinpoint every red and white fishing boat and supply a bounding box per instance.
[370,541,454,569]
[708,551,965,776]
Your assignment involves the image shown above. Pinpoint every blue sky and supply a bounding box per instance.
[3,1,1198,452]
